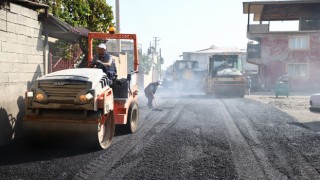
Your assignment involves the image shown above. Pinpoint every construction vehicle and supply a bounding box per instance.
[204,54,246,97]
[23,33,139,149]
[172,60,203,89]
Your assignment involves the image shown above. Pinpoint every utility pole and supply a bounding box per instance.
[153,37,160,55]
[115,0,121,52]
[153,37,161,80]
[159,48,162,79]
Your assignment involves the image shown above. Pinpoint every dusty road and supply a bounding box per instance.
[248,94,320,122]
[1,88,320,179]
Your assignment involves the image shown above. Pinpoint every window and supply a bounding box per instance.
[289,37,309,50]
[287,63,308,79]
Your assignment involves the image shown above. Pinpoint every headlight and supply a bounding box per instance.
[85,93,93,100]
[36,93,44,101]
[33,89,48,104]
[79,95,87,103]
[75,91,93,105]
[27,91,34,97]
[26,91,35,107]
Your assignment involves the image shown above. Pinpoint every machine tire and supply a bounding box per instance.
[97,111,115,149]
[124,102,139,133]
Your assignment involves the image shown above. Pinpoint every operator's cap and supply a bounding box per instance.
[98,43,106,50]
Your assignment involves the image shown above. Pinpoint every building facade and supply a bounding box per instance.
[244,1,320,91]
[183,46,257,73]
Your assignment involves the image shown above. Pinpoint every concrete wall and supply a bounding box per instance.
[112,53,127,79]
[257,32,320,90]
[0,3,44,146]
[188,53,211,70]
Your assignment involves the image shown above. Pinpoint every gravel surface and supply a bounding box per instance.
[247,94,320,123]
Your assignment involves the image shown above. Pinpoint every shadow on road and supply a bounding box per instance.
[289,121,320,132]
[0,138,100,166]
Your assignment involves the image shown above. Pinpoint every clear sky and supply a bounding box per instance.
[105,0,251,68]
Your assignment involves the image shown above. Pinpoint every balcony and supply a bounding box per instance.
[248,24,269,34]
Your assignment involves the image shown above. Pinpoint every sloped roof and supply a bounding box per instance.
[243,0,320,21]
[39,14,90,42]
[193,46,246,54]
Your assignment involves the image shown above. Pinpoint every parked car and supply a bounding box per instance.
[310,93,320,113]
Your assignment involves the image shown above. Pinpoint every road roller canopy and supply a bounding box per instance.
[87,33,139,72]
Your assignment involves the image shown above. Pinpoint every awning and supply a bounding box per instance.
[243,1,320,21]
[39,14,90,42]
[8,0,49,10]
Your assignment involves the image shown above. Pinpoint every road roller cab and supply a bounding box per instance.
[23,33,139,149]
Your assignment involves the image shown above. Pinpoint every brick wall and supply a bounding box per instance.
[0,3,45,146]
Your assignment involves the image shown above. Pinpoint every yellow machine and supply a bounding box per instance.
[204,54,246,97]
[172,60,201,89]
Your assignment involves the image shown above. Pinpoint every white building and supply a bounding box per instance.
[182,45,258,73]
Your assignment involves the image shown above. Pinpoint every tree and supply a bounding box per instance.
[36,0,113,32]
[127,52,152,74]
[35,0,114,66]
[87,0,113,32]
[139,53,153,74]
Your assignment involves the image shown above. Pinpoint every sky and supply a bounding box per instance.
[105,0,295,69]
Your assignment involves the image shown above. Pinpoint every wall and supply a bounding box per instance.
[112,53,127,79]
[143,54,158,89]
[189,53,210,70]
[184,51,257,74]
[259,33,320,90]
[0,3,44,146]
[183,52,210,70]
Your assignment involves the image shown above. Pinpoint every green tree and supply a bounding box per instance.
[128,53,152,74]
[35,0,114,65]
[139,53,153,74]
[37,0,113,32]
[87,0,113,32]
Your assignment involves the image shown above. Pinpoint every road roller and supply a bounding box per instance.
[23,33,139,149]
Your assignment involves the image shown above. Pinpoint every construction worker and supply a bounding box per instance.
[91,43,117,80]
[144,80,161,108]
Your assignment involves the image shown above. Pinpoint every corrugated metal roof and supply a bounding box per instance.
[39,14,90,42]
[243,0,320,21]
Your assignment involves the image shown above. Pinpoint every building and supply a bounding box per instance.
[107,40,157,89]
[243,0,320,91]
[183,45,257,73]
[0,0,89,146]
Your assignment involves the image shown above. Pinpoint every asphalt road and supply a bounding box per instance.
[1,88,320,179]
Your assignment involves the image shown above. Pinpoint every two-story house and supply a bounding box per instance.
[243,0,320,91]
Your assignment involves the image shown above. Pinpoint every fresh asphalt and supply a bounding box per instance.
[1,87,320,179]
